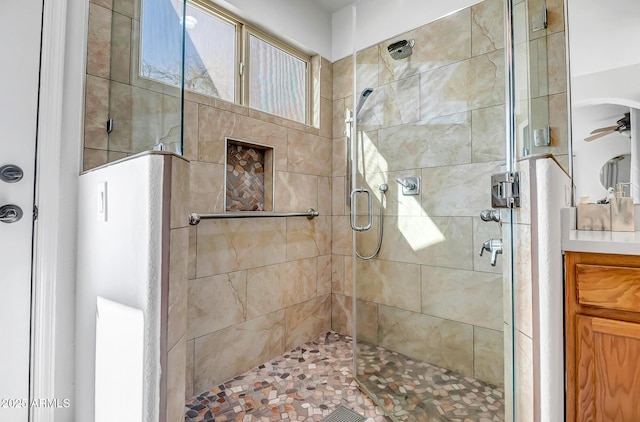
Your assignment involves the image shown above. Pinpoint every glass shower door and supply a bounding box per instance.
[349,0,517,420]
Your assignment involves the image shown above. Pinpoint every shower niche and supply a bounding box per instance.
[225,138,274,212]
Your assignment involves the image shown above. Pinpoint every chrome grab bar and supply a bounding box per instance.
[189,208,319,226]
[350,188,372,232]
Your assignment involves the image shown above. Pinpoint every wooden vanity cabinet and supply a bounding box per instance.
[565,252,640,421]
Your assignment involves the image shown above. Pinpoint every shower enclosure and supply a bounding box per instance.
[338,0,530,420]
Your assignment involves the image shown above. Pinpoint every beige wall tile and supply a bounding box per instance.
[168,228,189,349]
[379,305,474,376]
[472,104,506,163]
[547,31,567,95]
[514,224,533,337]
[356,259,421,313]
[317,255,332,297]
[421,266,502,331]
[331,177,347,216]
[549,92,568,155]
[331,254,345,295]
[91,0,112,9]
[246,258,317,319]
[107,151,128,163]
[194,310,285,392]
[471,0,504,56]
[515,331,534,422]
[274,171,318,212]
[331,294,353,336]
[358,75,420,130]
[187,271,247,340]
[286,216,331,261]
[474,327,504,387]
[185,339,194,399]
[331,216,352,256]
[332,56,353,101]
[546,0,565,34]
[167,338,186,422]
[285,295,331,350]
[529,37,549,98]
[344,256,354,297]
[318,176,331,216]
[170,158,190,229]
[287,129,331,176]
[332,98,346,143]
[182,101,199,161]
[355,45,379,94]
[84,75,110,151]
[195,217,286,277]
[321,57,333,100]
[87,3,111,79]
[379,9,471,84]
[110,12,131,84]
[355,299,378,345]
[83,148,108,170]
[198,106,236,164]
[189,162,224,215]
[503,322,513,421]
[378,112,471,171]
[319,97,332,139]
[332,137,347,178]
[113,0,135,18]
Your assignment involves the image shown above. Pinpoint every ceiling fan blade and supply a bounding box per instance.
[590,125,619,134]
[585,129,616,142]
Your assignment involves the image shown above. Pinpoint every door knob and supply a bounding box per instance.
[0,204,23,223]
[0,165,24,183]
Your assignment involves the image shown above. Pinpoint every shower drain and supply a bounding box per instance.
[321,405,366,422]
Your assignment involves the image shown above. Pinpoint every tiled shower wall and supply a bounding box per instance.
[331,0,506,387]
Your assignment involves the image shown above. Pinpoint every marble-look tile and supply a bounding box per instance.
[547,31,567,96]
[514,160,531,225]
[187,271,247,340]
[529,37,549,98]
[90,0,112,9]
[357,170,422,217]
[319,97,332,139]
[195,217,286,277]
[332,137,347,178]
[332,98,346,143]
[422,161,503,217]
[358,75,420,131]
[321,57,333,100]
[514,224,533,337]
[185,339,194,400]
[331,216,352,256]
[188,226,196,280]
[331,294,353,336]
[170,158,189,229]
[549,92,568,155]
[107,151,128,163]
[84,75,110,151]
[318,176,331,216]
[333,56,353,101]
[378,111,471,171]
[274,171,318,212]
[503,322,513,421]
[331,177,347,216]
[168,228,189,349]
[110,12,131,84]
[355,259,421,313]
[87,3,111,79]
[530,96,550,156]
[375,216,474,270]
[355,45,379,94]
[421,265,502,331]
[378,9,471,85]
[287,129,331,176]
[83,148,108,170]
[286,216,331,260]
[502,223,513,327]
[193,310,285,392]
[109,82,181,153]
[246,258,317,319]
[378,305,474,377]
[344,256,354,297]
[182,101,199,161]
[355,130,381,176]
[189,162,224,215]
[113,0,135,18]
[474,327,504,387]
[167,338,186,422]
[356,299,378,345]
[527,0,547,41]
[420,50,505,120]
[472,104,506,163]
[285,295,331,350]
[317,255,332,297]
[515,331,534,422]
[546,0,565,34]
[473,216,504,274]
[472,0,504,56]
[331,254,345,295]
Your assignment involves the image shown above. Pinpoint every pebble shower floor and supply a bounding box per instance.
[185,332,504,422]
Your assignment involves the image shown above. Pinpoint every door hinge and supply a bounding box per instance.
[239,61,244,77]
[106,118,114,134]
[491,172,520,209]
[33,205,38,221]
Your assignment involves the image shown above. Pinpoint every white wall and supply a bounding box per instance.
[331,0,484,60]
[75,155,165,422]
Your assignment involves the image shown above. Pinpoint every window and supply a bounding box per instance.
[140,0,310,124]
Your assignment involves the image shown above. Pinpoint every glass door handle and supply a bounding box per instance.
[350,188,372,232]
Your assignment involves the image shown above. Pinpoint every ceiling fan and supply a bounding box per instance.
[585,112,631,142]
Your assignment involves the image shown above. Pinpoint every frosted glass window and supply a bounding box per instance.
[249,35,307,123]
[141,0,237,101]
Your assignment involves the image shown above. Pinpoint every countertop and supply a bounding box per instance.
[561,207,640,255]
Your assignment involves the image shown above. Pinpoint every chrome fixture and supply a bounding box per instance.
[345,88,375,207]
[0,204,23,224]
[396,177,420,195]
[355,88,374,117]
[479,238,502,267]
[480,209,501,224]
[491,172,520,209]
[355,183,388,260]
[350,188,372,232]
[0,164,23,183]
[188,208,319,225]
[387,39,414,60]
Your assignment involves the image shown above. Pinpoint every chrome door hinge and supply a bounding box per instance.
[491,172,520,209]
[33,205,38,221]
[239,61,244,76]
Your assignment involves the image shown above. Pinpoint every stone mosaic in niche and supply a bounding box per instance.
[226,142,272,211]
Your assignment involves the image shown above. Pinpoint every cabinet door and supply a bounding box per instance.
[576,316,640,421]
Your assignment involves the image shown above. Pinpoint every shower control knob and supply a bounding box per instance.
[479,238,502,267]
[0,204,23,224]
[0,164,24,183]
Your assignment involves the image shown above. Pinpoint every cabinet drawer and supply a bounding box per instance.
[576,264,640,313]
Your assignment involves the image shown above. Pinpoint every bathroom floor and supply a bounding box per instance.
[185,332,504,422]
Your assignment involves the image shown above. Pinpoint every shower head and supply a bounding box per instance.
[355,87,374,117]
[387,39,415,60]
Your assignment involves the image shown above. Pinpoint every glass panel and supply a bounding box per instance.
[350,1,516,420]
[249,34,307,123]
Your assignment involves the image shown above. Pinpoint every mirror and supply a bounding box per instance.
[567,0,640,203]
[600,154,631,192]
